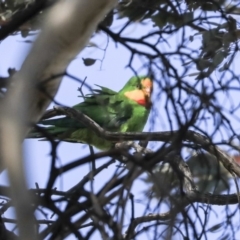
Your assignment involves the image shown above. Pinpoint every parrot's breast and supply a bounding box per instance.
[120,104,150,133]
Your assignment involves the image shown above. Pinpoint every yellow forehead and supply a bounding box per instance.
[141,78,153,88]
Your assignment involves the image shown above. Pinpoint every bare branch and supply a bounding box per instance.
[125,153,240,239]
[53,106,240,177]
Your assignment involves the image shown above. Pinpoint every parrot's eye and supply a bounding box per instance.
[136,83,141,89]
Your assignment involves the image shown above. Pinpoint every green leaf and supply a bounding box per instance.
[218,61,230,72]
[208,223,224,232]
[175,12,194,27]
[152,11,194,29]
[100,10,114,27]
[87,42,98,48]
[82,58,97,66]
[151,11,168,28]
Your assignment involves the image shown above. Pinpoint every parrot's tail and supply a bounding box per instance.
[26,126,67,140]
[27,130,44,138]
[26,126,49,139]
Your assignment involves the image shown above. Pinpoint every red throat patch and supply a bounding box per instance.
[124,89,152,108]
[136,99,146,106]
[136,98,152,109]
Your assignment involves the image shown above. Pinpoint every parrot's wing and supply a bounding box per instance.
[93,84,117,95]
[39,87,133,132]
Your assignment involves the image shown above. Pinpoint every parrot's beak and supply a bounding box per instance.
[141,78,153,97]
[144,87,152,97]
[145,87,151,94]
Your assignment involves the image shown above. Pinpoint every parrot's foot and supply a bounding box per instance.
[115,141,133,151]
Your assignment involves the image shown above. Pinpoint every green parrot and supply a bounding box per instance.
[28,76,153,150]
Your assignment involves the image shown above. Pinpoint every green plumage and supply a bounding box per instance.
[28,76,152,150]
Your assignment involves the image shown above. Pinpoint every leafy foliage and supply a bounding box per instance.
[144,151,239,199]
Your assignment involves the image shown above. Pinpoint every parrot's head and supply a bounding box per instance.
[120,76,153,108]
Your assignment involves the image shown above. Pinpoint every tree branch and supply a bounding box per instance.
[124,153,240,239]
[52,106,240,178]
[0,0,55,41]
